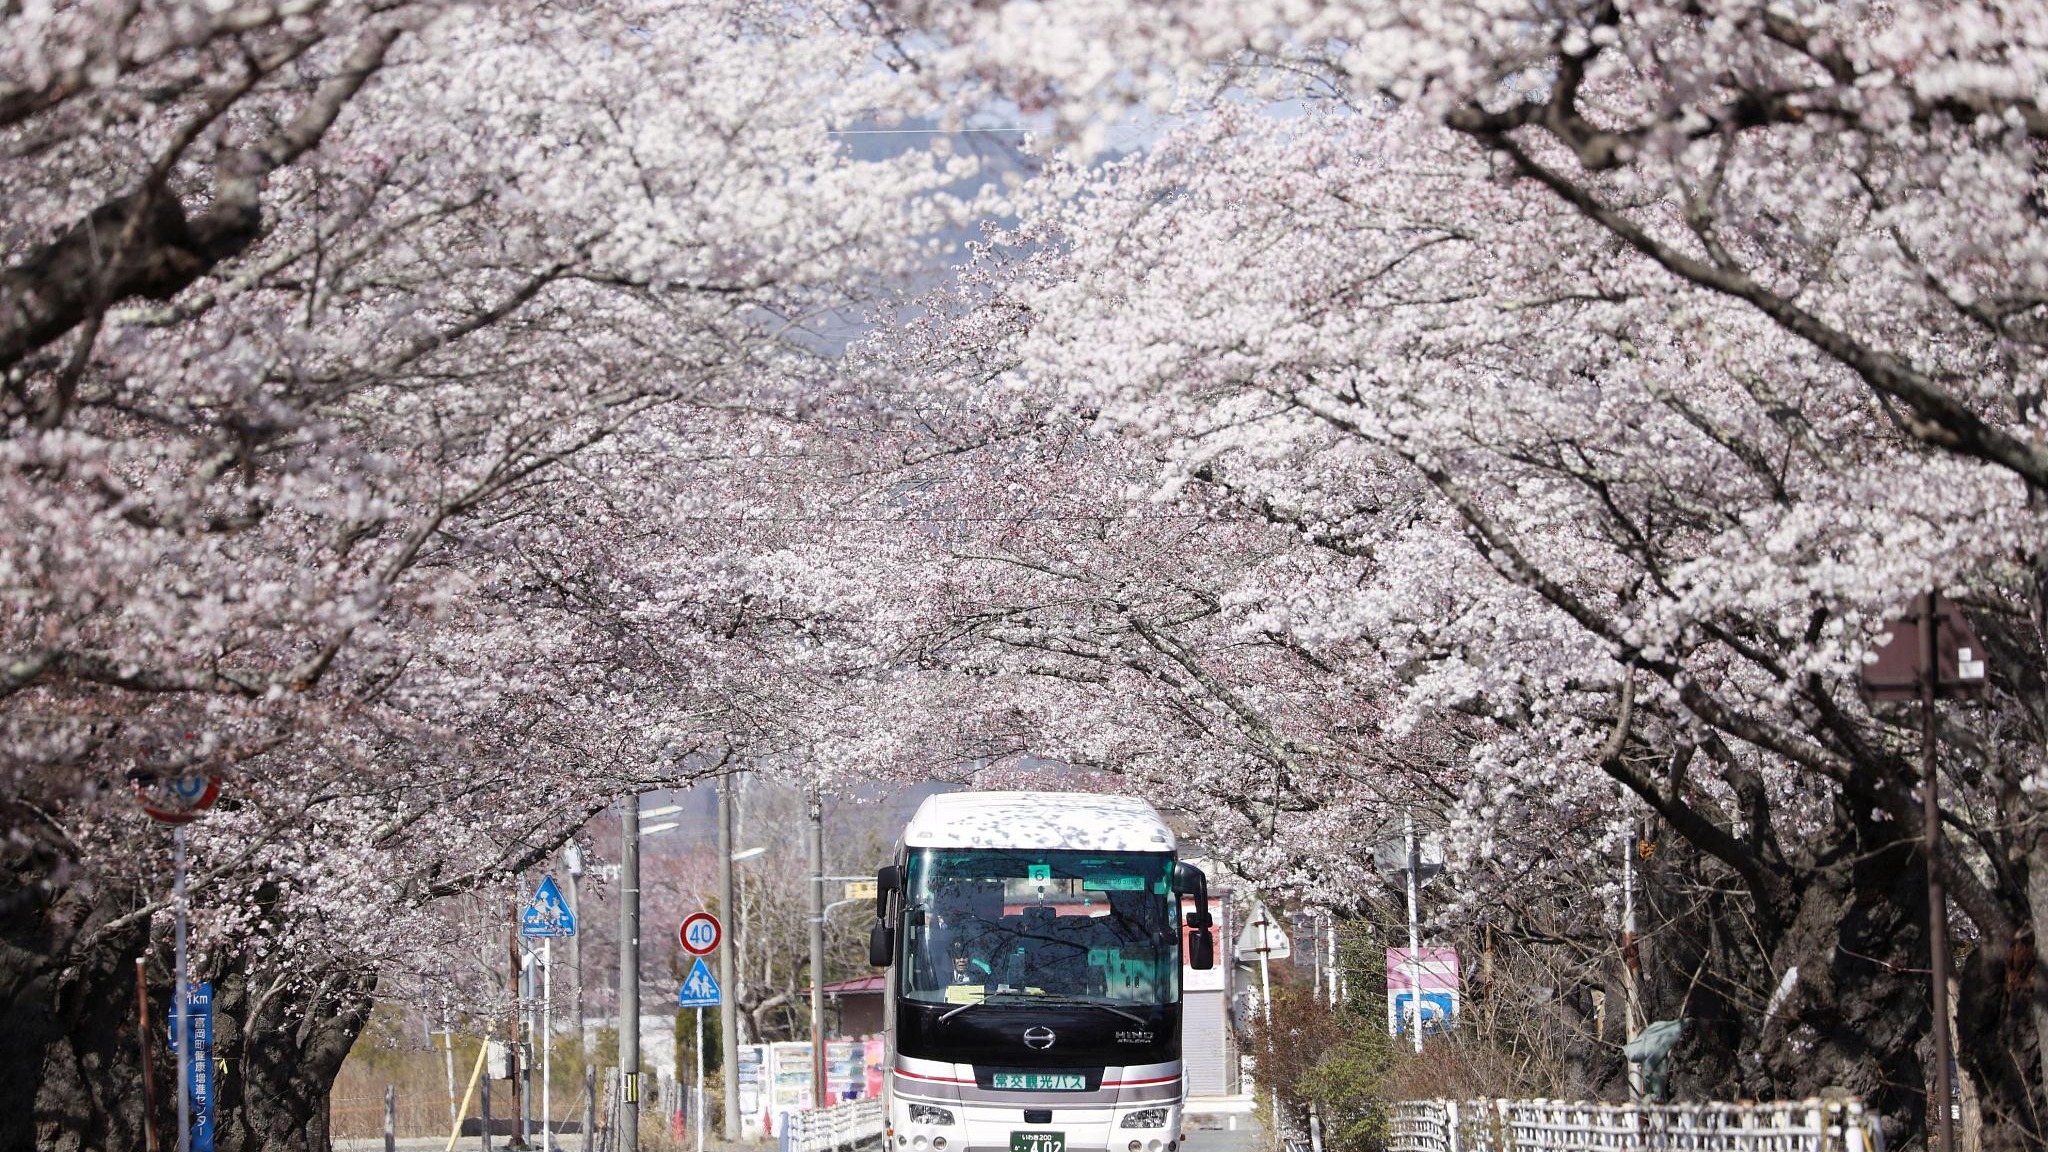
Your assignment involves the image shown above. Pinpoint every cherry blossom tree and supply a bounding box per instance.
[2,0,978,1148]
[851,2,2048,1132]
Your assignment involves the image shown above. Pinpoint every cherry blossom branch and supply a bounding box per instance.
[0,23,404,377]
[1471,129,2048,490]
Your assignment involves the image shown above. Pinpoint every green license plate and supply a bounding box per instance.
[1012,1133,1065,1152]
[993,1073,1086,1090]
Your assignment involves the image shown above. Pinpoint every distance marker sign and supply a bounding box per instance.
[679,911,721,956]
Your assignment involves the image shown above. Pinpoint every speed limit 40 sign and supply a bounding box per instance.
[679,911,722,955]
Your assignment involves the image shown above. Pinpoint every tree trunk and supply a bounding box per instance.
[210,967,376,1152]
[1752,809,1928,1150]
[1953,857,2043,1152]
[2,804,163,1152]
[2,806,375,1152]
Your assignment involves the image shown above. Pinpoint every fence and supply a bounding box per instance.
[1387,1099,1883,1152]
[783,1097,886,1152]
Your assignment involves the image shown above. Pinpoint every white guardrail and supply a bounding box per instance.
[1387,1099,1884,1152]
[785,1098,886,1152]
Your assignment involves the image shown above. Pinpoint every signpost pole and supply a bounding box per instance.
[807,792,826,1112]
[622,803,641,1152]
[1404,814,1424,1054]
[1922,592,1957,1152]
[1623,831,1643,1101]
[174,825,192,1152]
[544,936,553,1151]
[1241,908,1278,1141]
[695,1007,705,1152]
[1857,592,1985,1152]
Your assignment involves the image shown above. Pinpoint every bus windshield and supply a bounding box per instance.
[899,848,1181,1008]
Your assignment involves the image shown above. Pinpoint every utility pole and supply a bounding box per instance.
[808,790,827,1110]
[509,905,526,1148]
[564,842,588,1062]
[718,775,740,1140]
[621,802,640,1152]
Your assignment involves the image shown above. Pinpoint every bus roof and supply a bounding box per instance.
[902,791,1177,853]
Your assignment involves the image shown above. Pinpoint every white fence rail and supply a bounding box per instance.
[1388,1099,1883,1152]
[785,1098,886,1152]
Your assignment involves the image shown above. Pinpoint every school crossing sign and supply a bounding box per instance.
[520,876,576,938]
[678,956,722,1007]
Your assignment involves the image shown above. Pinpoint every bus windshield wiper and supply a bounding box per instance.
[1018,996,1150,1025]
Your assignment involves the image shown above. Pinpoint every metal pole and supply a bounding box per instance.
[1923,591,1957,1152]
[511,913,526,1149]
[545,936,554,1151]
[137,957,160,1152]
[386,1085,398,1152]
[1623,827,1644,1101]
[695,1007,706,1152]
[719,774,740,1141]
[1312,912,1322,1004]
[568,855,588,1063]
[808,791,827,1110]
[1257,924,1272,1026]
[520,939,533,1148]
[622,803,641,1152]
[1404,814,1424,1054]
[1258,913,1277,1141]
[174,825,191,1152]
[1326,918,1338,1008]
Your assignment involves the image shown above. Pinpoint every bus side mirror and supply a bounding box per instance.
[1188,922,1215,971]
[1174,862,1216,971]
[870,863,903,968]
[876,864,903,918]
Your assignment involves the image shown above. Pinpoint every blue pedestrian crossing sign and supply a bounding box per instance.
[520,875,576,938]
[678,956,721,1007]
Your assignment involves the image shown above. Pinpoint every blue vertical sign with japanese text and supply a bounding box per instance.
[167,981,216,1152]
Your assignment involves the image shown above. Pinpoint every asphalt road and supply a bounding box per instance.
[337,1101,1269,1152]
[1181,1100,1265,1152]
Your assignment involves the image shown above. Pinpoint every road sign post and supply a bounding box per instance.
[678,957,722,1152]
[137,772,220,1152]
[165,980,215,1152]
[520,876,577,1151]
[1860,591,1987,1152]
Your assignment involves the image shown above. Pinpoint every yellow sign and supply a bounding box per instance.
[844,880,878,901]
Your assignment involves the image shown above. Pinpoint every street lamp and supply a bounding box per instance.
[619,798,684,1152]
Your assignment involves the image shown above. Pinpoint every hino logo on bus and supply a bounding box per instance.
[1115,1030,1154,1044]
[1022,1027,1057,1050]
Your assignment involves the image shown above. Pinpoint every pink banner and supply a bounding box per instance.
[1385,947,1459,991]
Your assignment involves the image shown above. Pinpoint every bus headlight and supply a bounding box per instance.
[1120,1109,1170,1129]
[910,1105,956,1126]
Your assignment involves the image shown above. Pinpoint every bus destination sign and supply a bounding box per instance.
[993,1073,1086,1090]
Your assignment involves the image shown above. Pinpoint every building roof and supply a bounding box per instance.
[815,974,888,996]
[901,791,1176,853]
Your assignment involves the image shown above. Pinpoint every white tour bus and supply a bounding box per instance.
[866,792,1216,1152]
